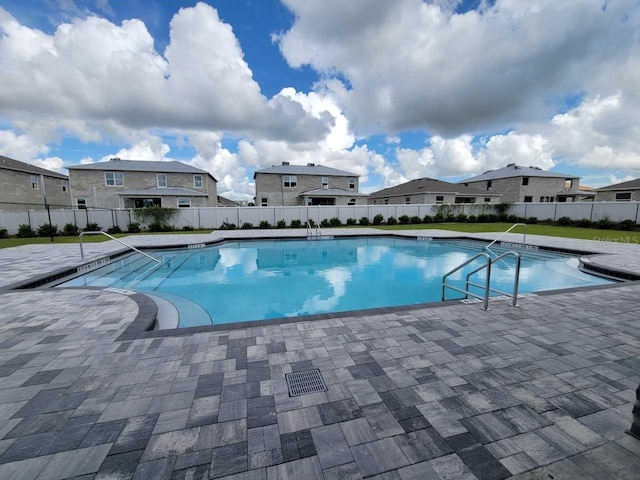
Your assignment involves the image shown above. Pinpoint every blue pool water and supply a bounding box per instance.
[57,237,613,327]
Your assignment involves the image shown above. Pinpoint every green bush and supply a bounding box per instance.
[17,224,36,238]
[37,223,58,237]
[276,220,287,229]
[134,206,178,232]
[320,219,330,228]
[241,222,253,230]
[556,216,572,226]
[455,213,468,223]
[445,214,456,222]
[107,226,122,234]
[148,222,172,232]
[423,215,433,223]
[596,217,615,229]
[290,219,302,228]
[507,215,519,223]
[259,221,271,229]
[485,214,498,222]
[410,216,422,224]
[219,221,237,230]
[619,219,636,231]
[182,225,194,231]
[329,217,342,227]
[398,215,410,224]
[575,218,592,228]
[467,215,477,223]
[84,222,101,231]
[386,216,397,225]
[476,214,489,223]
[127,222,141,233]
[527,217,538,224]
[62,223,79,236]
[346,218,357,225]
[497,213,509,222]
[359,217,370,226]
[372,214,384,225]
[307,219,316,228]
[0,228,8,239]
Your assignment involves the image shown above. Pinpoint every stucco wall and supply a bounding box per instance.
[596,190,640,202]
[0,169,71,210]
[255,173,359,206]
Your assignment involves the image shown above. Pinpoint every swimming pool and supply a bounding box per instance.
[56,237,612,328]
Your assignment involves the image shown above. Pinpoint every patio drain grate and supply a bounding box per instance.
[285,369,327,397]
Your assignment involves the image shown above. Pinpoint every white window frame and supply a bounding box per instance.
[61,179,68,192]
[283,175,297,188]
[321,177,329,188]
[405,196,411,204]
[261,197,268,206]
[193,175,203,188]
[76,198,87,209]
[349,178,356,189]
[105,172,124,187]
[615,192,632,202]
[348,198,356,205]
[435,195,444,204]
[157,173,167,188]
[30,175,39,190]
[484,197,491,203]
[177,197,191,208]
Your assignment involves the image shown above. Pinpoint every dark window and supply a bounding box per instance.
[615,192,632,201]
[454,197,476,204]
[522,177,529,186]
[61,179,68,192]
[283,175,297,188]
[134,198,161,208]
[405,196,411,204]
[523,196,533,203]
[484,197,491,203]
[31,175,39,189]
[76,198,87,209]
[486,180,492,190]
[261,197,268,206]
[348,198,356,205]
[435,196,444,204]
[349,178,356,189]
[384,198,389,204]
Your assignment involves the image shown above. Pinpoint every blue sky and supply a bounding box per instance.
[0,0,638,199]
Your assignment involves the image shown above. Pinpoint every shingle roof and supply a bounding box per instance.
[596,178,640,191]
[369,177,502,198]
[299,188,368,197]
[459,164,579,183]
[217,195,240,206]
[254,162,358,178]
[115,187,208,197]
[67,159,216,180]
[0,155,68,179]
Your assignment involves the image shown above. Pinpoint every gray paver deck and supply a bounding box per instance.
[0,229,639,479]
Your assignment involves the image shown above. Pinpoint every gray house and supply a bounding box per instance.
[459,164,586,203]
[368,177,503,205]
[254,162,367,206]
[67,158,217,209]
[595,178,640,202]
[0,155,71,210]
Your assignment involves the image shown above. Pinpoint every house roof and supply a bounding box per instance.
[254,162,358,178]
[217,195,240,206]
[557,188,596,197]
[116,187,208,197]
[596,178,640,191]
[67,159,217,181]
[0,155,68,180]
[299,188,368,197]
[369,177,502,199]
[459,164,579,183]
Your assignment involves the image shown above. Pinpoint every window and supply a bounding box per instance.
[283,175,297,188]
[134,198,161,208]
[178,197,191,208]
[484,197,491,203]
[157,173,167,187]
[76,198,87,209]
[61,179,68,192]
[348,198,356,205]
[261,197,268,206]
[105,172,124,186]
[615,192,632,202]
[349,178,356,189]
[523,196,533,203]
[486,180,492,190]
[321,177,329,188]
[405,196,411,204]
[384,198,389,204]
[193,175,203,188]
[435,195,444,204]
[522,177,529,186]
[30,175,39,189]
[540,196,554,202]
[454,197,476,204]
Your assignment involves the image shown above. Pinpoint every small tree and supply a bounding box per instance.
[134,207,178,231]
[37,223,58,237]
[62,223,79,236]
[17,224,36,238]
[372,214,384,225]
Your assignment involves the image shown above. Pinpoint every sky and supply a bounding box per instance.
[0,0,639,201]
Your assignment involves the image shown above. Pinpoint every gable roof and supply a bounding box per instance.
[254,162,358,178]
[0,155,68,180]
[67,159,216,181]
[369,177,502,199]
[596,178,640,191]
[459,164,579,183]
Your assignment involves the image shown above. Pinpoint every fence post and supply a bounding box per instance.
[627,383,640,440]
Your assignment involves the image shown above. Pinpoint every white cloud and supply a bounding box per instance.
[0,130,50,160]
[608,174,635,185]
[477,132,554,172]
[385,136,400,145]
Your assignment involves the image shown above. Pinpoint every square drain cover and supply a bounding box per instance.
[286,369,327,396]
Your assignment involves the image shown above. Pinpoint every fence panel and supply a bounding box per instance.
[592,202,638,222]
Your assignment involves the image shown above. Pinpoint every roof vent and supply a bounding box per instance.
[307,163,315,167]
[282,161,290,166]
[506,163,516,167]
[110,157,121,162]
[482,170,493,174]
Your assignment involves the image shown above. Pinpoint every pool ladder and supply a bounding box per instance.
[441,251,521,310]
[306,221,322,240]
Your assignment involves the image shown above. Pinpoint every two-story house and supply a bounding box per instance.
[67,158,217,208]
[254,162,367,206]
[0,155,71,210]
[368,177,503,205]
[459,164,588,203]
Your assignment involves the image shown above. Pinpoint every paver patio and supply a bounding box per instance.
[0,229,639,479]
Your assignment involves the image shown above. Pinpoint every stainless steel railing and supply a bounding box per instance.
[79,231,161,264]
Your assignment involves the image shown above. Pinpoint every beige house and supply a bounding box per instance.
[0,155,71,210]
[368,177,503,205]
[459,163,589,203]
[595,178,640,202]
[67,159,217,209]
[254,162,367,206]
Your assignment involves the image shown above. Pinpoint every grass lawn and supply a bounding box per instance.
[374,222,639,241]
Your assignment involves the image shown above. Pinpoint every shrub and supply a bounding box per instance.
[556,216,572,226]
[346,218,357,225]
[241,222,253,229]
[307,219,317,228]
[62,223,79,236]
[276,220,286,229]
[37,223,58,237]
[476,214,489,223]
[445,214,456,222]
[148,222,172,232]
[619,219,636,231]
[398,215,410,225]
[320,219,330,228]
[485,214,498,223]
[497,213,509,222]
[17,224,36,238]
[507,215,519,223]
[290,219,302,228]
[575,218,592,228]
[467,215,477,223]
[410,216,422,224]
[182,225,194,231]
[455,213,468,223]
[527,217,538,224]
[372,214,384,225]
[84,222,101,232]
[219,221,236,230]
[329,217,342,227]
[0,228,8,239]
[133,206,178,231]
[386,216,397,225]
[433,213,444,223]
[259,221,271,229]
[423,215,433,224]
[359,217,370,226]
[127,222,141,233]
[107,226,122,234]
[596,217,615,229]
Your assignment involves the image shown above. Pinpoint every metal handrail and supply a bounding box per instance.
[442,252,492,310]
[79,231,161,264]
[465,251,521,307]
[306,220,321,239]
[485,223,528,252]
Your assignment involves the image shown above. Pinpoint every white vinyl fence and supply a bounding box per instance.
[1,202,639,235]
